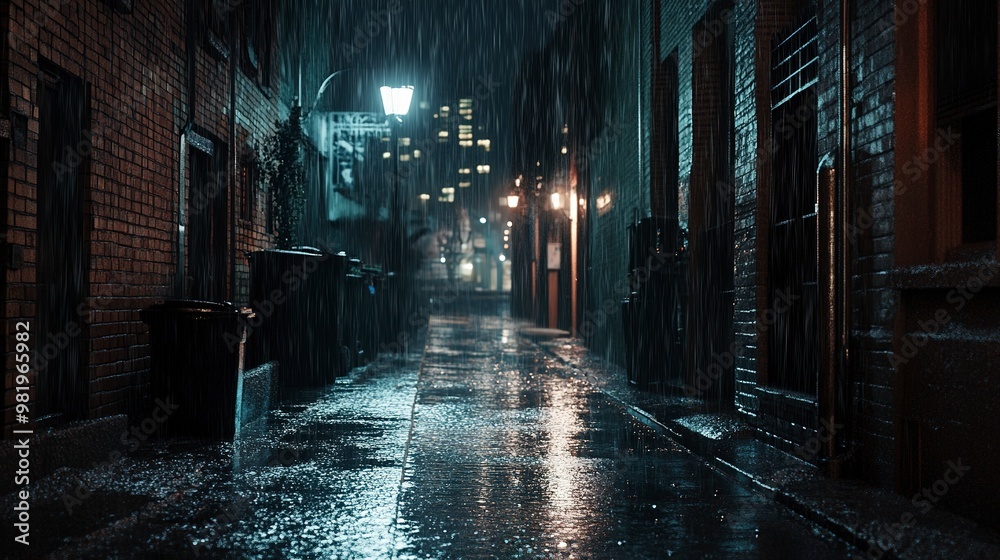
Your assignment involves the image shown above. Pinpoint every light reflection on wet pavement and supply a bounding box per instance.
[393,312,854,560]
[3,305,857,559]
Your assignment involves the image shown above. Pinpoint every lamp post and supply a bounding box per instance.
[379,85,414,273]
[380,85,414,344]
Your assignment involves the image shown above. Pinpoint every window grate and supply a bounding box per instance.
[771,16,818,110]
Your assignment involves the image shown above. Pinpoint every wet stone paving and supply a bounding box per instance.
[4,308,858,559]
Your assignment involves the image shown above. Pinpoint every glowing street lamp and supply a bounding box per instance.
[550,191,564,211]
[380,85,414,119]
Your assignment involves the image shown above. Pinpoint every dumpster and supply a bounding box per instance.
[246,248,348,385]
[141,300,253,439]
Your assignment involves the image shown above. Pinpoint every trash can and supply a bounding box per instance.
[359,265,383,361]
[246,248,348,385]
[342,258,365,369]
[621,292,639,385]
[623,217,680,391]
[141,300,253,439]
[379,271,403,350]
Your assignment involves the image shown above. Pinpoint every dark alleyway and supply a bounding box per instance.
[3,300,857,559]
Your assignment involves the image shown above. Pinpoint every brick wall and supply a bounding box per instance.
[2,0,284,435]
[846,0,897,486]
[582,0,651,365]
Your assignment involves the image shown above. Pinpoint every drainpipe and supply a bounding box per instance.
[229,8,238,302]
[821,0,853,479]
[176,0,197,297]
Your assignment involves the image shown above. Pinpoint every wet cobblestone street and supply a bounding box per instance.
[3,306,858,559]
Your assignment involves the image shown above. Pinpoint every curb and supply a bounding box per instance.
[523,335,910,559]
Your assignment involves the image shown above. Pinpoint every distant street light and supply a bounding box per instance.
[550,192,564,211]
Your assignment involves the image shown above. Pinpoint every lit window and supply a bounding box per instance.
[459,168,471,175]
[399,154,410,162]
[459,140,473,147]
[382,152,391,159]
[419,193,431,200]
[413,150,422,158]
[399,137,411,146]
[459,181,471,188]
[477,165,491,174]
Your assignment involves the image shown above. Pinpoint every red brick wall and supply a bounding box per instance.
[2,0,283,435]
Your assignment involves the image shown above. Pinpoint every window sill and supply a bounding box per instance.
[890,254,1000,291]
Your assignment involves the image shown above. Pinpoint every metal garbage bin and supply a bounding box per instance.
[379,271,403,350]
[621,292,639,385]
[342,258,365,369]
[141,300,253,439]
[624,217,680,392]
[246,248,348,385]
[359,265,383,362]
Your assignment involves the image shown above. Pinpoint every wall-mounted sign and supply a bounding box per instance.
[547,242,561,270]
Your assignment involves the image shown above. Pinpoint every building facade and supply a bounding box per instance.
[1,0,290,434]
[512,0,999,530]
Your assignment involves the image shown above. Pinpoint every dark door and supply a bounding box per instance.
[37,63,89,423]
[768,14,819,395]
[189,136,228,301]
[694,3,736,406]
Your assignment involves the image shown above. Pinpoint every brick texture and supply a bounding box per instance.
[2,0,284,434]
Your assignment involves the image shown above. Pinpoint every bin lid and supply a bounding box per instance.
[144,299,240,314]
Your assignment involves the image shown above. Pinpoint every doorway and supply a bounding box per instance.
[188,132,228,301]
[37,63,89,423]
